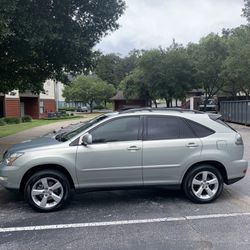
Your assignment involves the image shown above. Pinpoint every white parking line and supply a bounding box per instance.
[1,212,250,233]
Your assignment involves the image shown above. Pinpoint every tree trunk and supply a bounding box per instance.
[153,100,158,108]
[90,100,94,113]
[175,99,178,107]
[165,98,171,108]
[203,95,209,112]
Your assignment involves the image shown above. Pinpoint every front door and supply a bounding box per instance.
[76,116,143,188]
[20,102,25,117]
[142,115,202,185]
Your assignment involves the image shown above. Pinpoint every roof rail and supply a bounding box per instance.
[119,107,153,113]
[119,107,204,114]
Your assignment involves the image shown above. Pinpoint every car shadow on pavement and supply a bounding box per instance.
[0,187,186,211]
[0,186,242,217]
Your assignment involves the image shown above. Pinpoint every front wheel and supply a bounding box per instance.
[24,170,71,212]
[183,165,224,203]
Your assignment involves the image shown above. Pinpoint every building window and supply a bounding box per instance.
[40,101,44,114]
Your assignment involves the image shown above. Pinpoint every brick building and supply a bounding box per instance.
[0,80,59,119]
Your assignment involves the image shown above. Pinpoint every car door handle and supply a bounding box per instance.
[186,142,199,148]
[127,146,141,151]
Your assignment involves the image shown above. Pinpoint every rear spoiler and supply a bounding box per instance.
[208,113,237,132]
[208,113,222,121]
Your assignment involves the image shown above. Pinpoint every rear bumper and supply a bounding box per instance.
[226,159,248,185]
[227,176,245,185]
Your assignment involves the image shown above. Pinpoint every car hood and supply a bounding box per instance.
[6,137,62,155]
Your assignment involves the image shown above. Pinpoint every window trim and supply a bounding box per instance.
[88,115,143,144]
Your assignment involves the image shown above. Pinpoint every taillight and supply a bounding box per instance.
[235,133,243,145]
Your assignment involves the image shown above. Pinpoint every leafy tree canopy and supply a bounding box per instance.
[243,0,250,23]
[222,26,250,97]
[0,0,125,93]
[94,49,142,87]
[63,75,115,112]
[121,43,195,107]
[187,33,228,109]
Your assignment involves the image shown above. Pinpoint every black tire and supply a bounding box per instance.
[24,170,71,212]
[182,165,224,203]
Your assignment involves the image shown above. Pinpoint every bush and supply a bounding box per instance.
[70,113,74,116]
[94,104,105,109]
[4,117,21,124]
[59,107,76,112]
[0,119,6,126]
[22,115,32,123]
[106,102,113,110]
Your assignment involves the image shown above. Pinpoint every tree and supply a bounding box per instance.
[63,75,115,112]
[120,68,152,106]
[159,43,195,107]
[243,0,250,23]
[135,49,164,107]
[188,34,228,111]
[94,53,123,87]
[0,0,125,93]
[121,45,195,108]
[222,26,250,97]
[94,50,141,87]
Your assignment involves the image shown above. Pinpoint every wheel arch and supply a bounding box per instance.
[20,164,75,192]
[182,160,228,185]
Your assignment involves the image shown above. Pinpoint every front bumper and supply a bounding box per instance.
[0,162,21,190]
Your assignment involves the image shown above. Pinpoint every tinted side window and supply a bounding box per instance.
[145,116,196,140]
[180,118,197,138]
[185,119,215,138]
[91,117,140,143]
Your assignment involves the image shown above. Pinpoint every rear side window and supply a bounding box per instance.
[184,119,215,138]
[145,116,196,140]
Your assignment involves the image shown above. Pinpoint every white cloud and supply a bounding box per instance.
[96,0,247,56]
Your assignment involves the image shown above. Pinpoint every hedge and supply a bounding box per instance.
[0,119,6,126]
[3,117,21,124]
[21,115,32,123]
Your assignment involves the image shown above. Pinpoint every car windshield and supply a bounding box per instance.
[58,114,108,142]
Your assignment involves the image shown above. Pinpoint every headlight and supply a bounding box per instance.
[4,152,24,166]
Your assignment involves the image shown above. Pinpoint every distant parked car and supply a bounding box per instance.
[199,99,217,113]
[0,108,248,212]
[76,106,88,112]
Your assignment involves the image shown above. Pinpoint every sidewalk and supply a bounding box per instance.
[0,117,90,158]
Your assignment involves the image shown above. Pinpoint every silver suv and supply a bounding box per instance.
[0,108,248,212]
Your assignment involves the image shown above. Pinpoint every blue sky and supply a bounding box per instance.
[96,0,247,56]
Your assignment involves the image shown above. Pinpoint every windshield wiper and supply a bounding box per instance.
[55,132,66,142]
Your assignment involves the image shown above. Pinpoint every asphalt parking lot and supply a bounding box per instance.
[0,123,250,250]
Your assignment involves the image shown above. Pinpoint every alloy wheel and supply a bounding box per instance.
[191,171,219,200]
[31,177,64,209]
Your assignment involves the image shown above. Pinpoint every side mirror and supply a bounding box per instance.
[81,133,92,146]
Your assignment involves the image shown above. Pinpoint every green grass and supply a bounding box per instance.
[0,116,83,138]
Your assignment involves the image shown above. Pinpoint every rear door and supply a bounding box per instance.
[142,115,202,185]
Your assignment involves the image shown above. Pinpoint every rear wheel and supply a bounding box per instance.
[183,165,224,203]
[24,170,70,212]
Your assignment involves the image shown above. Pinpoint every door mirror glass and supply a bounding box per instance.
[81,133,92,145]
